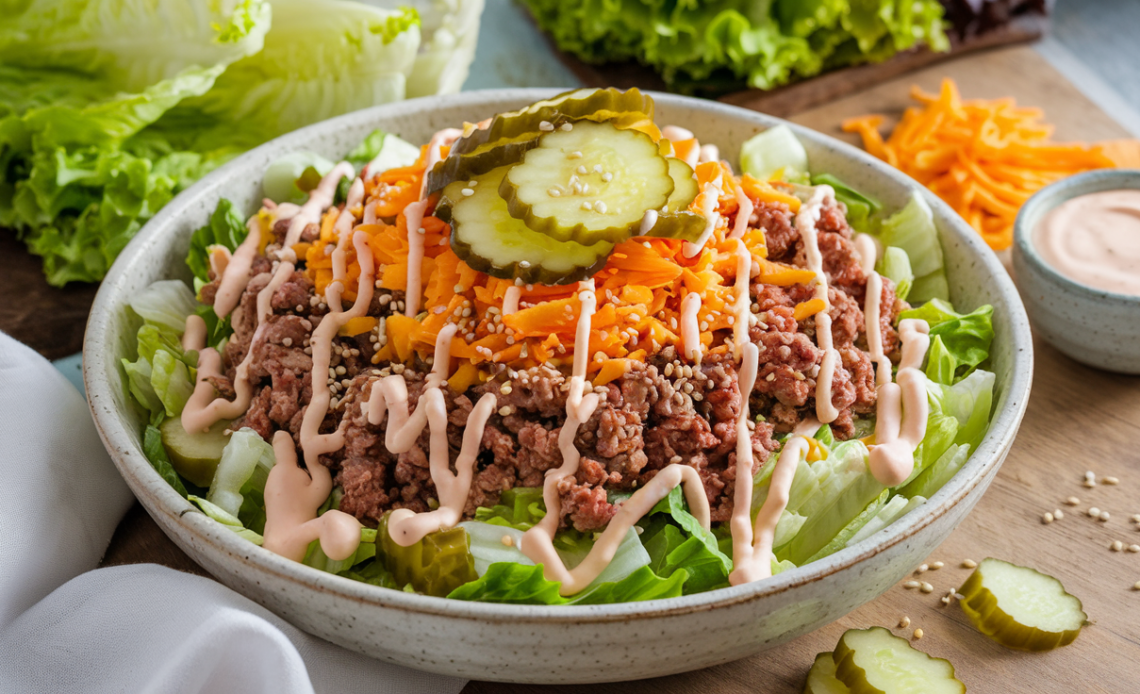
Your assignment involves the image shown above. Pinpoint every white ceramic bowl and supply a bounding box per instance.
[84,89,1033,684]
[1012,169,1140,374]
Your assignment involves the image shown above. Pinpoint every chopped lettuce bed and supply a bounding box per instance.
[122,126,999,605]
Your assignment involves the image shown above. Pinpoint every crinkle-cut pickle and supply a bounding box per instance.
[377,514,478,597]
[424,132,541,195]
[664,156,699,212]
[804,652,851,694]
[450,87,654,157]
[160,416,232,488]
[834,627,965,694]
[500,121,674,245]
[441,167,613,285]
[958,557,1087,651]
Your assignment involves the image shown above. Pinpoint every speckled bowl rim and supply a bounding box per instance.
[1014,168,1140,305]
[85,88,1033,625]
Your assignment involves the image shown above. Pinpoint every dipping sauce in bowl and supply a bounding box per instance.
[1033,189,1140,295]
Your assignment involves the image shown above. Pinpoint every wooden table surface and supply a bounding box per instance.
[5,44,1138,694]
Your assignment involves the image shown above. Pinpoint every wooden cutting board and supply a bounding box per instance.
[4,44,1137,694]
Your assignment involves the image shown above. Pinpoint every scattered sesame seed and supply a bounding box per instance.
[577,165,588,175]
[602,172,613,182]
[1084,479,1097,488]
[1089,507,1102,518]
[931,561,944,570]
[1101,511,1111,522]
[961,559,978,569]
[282,337,293,347]
[548,187,561,197]
[1112,540,1124,552]
[913,628,924,640]
[1086,470,1096,480]
[538,120,554,131]
[560,122,573,131]
[920,582,934,594]
[1104,476,1120,485]
[1042,512,1054,524]
[468,180,478,186]
[581,201,594,211]
[1132,514,1140,524]
[461,188,474,197]
[1054,509,1064,520]
[595,201,608,213]
[941,596,951,606]
[568,151,583,159]
[898,616,911,628]
[1066,496,1081,506]
[498,406,512,417]
[903,580,921,590]
[916,564,929,573]
[1129,545,1140,553]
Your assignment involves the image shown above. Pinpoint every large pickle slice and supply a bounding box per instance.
[377,514,478,597]
[665,156,699,212]
[804,652,850,694]
[833,627,965,694]
[444,167,613,285]
[451,88,654,157]
[501,121,674,245]
[958,557,1087,651]
[160,416,232,488]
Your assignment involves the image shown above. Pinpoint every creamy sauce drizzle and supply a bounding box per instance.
[208,246,232,280]
[182,315,207,353]
[731,239,752,358]
[680,292,703,363]
[262,431,363,562]
[796,185,839,424]
[661,125,694,142]
[698,144,720,163]
[213,218,265,319]
[283,163,356,249]
[402,200,429,317]
[182,257,296,433]
[683,176,723,258]
[501,285,522,316]
[371,325,499,546]
[1033,189,1140,295]
[730,184,754,240]
[855,236,931,486]
[639,209,658,236]
[518,279,711,594]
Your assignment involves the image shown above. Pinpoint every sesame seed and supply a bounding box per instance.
[417,227,426,234]
[1134,581,1140,591]
[519,260,531,268]
[1042,512,1054,524]
[941,596,951,606]
[1054,509,1064,520]
[1089,507,1102,517]
[1086,470,1096,479]
[581,201,593,211]
[498,406,512,416]
[916,564,929,573]
[538,120,554,131]
[913,628,924,640]
[1129,545,1140,553]
[560,122,573,131]
[1132,514,1140,524]
[501,534,515,547]
[1101,511,1111,522]
[602,172,613,182]
[1066,496,1081,506]
[1112,540,1124,552]
[577,165,588,175]
[1084,479,1097,488]
[468,180,478,186]
[548,187,561,197]
[903,580,920,590]
[461,188,474,197]
[920,582,934,593]
[670,455,682,464]
[931,561,944,570]
[568,151,582,159]
[282,337,293,347]
[898,616,911,628]
[1104,476,1120,485]
[595,201,608,213]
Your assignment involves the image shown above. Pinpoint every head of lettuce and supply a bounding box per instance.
[0,0,482,287]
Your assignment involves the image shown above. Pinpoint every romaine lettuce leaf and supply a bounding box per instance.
[877,192,948,303]
[207,427,275,518]
[899,300,995,382]
[898,443,971,501]
[150,348,195,417]
[740,125,810,183]
[639,485,733,594]
[811,173,881,231]
[929,369,995,453]
[262,152,336,205]
[188,494,265,545]
[143,424,188,498]
[846,494,926,545]
[128,279,199,332]
[878,246,913,302]
[186,199,250,283]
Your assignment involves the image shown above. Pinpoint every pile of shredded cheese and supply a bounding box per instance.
[842,79,1115,251]
[297,148,814,387]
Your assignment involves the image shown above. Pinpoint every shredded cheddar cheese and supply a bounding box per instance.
[843,79,1115,251]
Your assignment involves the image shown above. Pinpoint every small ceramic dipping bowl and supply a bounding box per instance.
[1012,169,1140,374]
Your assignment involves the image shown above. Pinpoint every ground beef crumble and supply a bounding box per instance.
[202,198,906,532]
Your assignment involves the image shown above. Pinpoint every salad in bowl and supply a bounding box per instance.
[119,89,997,605]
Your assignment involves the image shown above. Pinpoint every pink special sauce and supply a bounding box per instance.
[1033,189,1140,295]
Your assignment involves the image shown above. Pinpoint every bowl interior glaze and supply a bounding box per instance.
[84,89,1033,683]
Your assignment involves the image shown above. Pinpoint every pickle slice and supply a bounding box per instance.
[444,167,613,285]
[160,416,232,488]
[804,652,851,694]
[834,627,965,694]
[501,121,673,245]
[958,558,1087,651]
[665,156,699,212]
[424,132,542,195]
[450,88,655,157]
[377,514,478,597]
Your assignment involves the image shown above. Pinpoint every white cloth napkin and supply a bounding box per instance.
[0,332,467,694]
